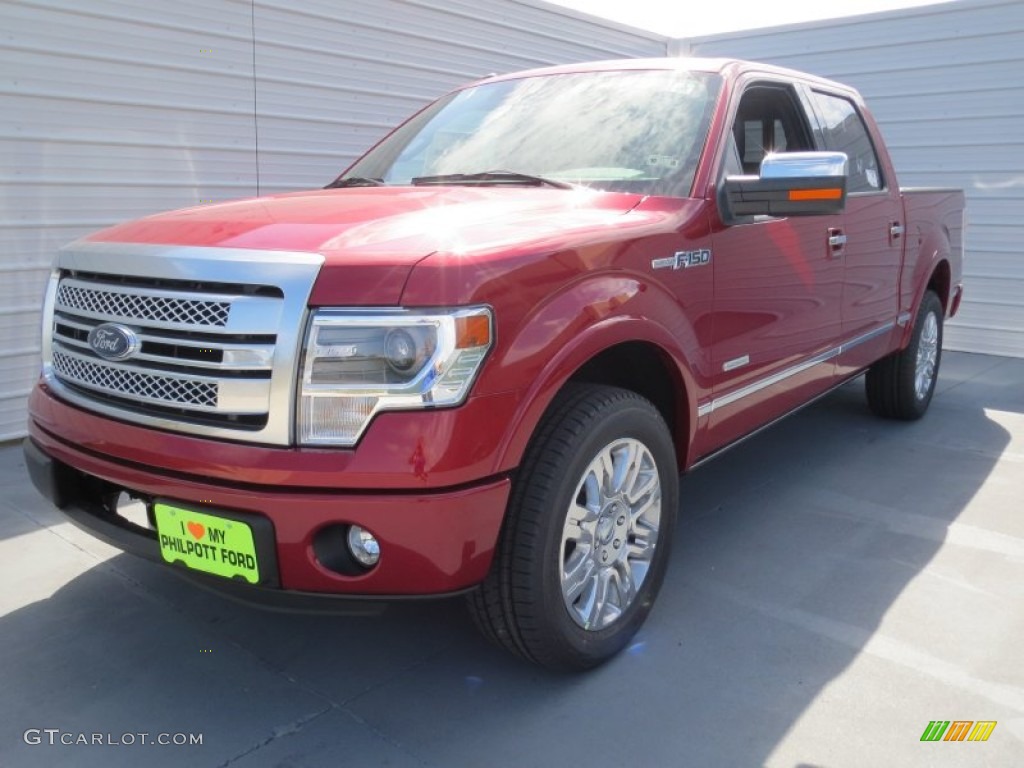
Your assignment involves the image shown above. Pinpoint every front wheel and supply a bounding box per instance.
[468,384,678,671]
[866,290,944,420]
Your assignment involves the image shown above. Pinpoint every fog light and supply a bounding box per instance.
[347,525,380,567]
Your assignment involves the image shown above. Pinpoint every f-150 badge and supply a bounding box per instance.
[652,249,711,271]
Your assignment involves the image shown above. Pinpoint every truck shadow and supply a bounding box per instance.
[0,354,1016,767]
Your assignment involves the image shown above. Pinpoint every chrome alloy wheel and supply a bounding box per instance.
[560,438,662,630]
[915,311,939,400]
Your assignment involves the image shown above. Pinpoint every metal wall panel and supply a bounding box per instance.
[0,0,667,441]
[680,0,1024,357]
[0,0,258,442]
[251,0,667,192]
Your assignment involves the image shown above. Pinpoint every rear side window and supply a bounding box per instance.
[808,91,883,193]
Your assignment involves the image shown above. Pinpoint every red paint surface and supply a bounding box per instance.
[30,416,510,594]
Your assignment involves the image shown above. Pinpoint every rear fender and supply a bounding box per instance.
[898,230,952,350]
[897,192,964,349]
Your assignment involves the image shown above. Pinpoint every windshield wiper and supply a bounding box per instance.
[324,176,386,188]
[410,171,575,189]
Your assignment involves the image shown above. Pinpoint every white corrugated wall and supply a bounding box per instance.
[251,0,668,192]
[0,0,667,442]
[678,0,1024,358]
[0,0,260,443]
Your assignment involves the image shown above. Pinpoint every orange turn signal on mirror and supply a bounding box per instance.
[455,315,491,348]
[788,188,843,201]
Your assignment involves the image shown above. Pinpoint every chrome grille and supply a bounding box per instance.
[56,282,230,327]
[48,272,285,429]
[52,349,218,407]
[43,242,323,446]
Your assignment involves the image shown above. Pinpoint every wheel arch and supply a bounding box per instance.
[897,259,952,350]
[898,234,953,350]
[568,341,688,465]
[494,321,698,475]
[928,258,952,314]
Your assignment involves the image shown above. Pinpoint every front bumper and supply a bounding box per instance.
[24,422,511,605]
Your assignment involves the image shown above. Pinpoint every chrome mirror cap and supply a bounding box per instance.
[760,151,848,179]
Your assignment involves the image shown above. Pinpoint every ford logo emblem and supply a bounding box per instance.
[87,323,140,361]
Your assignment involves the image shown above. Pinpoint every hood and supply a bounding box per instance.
[85,187,645,304]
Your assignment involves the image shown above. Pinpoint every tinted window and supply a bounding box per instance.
[809,92,883,193]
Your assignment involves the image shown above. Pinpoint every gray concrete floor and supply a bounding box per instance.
[1,351,1022,768]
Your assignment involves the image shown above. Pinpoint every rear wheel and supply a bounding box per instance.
[866,290,943,420]
[468,384,678,671]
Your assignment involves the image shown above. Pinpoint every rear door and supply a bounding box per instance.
[806,89,904,375]
[704,80,844,450]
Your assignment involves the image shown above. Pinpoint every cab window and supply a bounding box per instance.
[808,91,883,193]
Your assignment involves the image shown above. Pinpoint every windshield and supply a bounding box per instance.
[340,69,722,197]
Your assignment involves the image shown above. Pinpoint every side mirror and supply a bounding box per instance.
[721,151,848,222]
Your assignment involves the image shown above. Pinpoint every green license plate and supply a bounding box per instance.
[155,502,260,584]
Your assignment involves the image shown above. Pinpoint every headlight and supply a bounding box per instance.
[298,306,492,446]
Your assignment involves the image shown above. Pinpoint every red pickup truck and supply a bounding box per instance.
[24,58,964,670]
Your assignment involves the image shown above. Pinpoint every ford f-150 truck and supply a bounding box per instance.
[24,58,964,670]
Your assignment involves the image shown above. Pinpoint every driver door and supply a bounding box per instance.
[705,81,845,448]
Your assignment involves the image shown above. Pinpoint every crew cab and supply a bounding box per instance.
[24,58,964,670]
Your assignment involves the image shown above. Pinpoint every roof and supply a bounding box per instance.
[472,57,858,97]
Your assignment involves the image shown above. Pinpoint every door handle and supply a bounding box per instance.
[890,223,905,242]
[828,228,847,254]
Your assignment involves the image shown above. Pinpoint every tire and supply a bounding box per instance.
[866,290,943,420]
[468,383,678,671]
